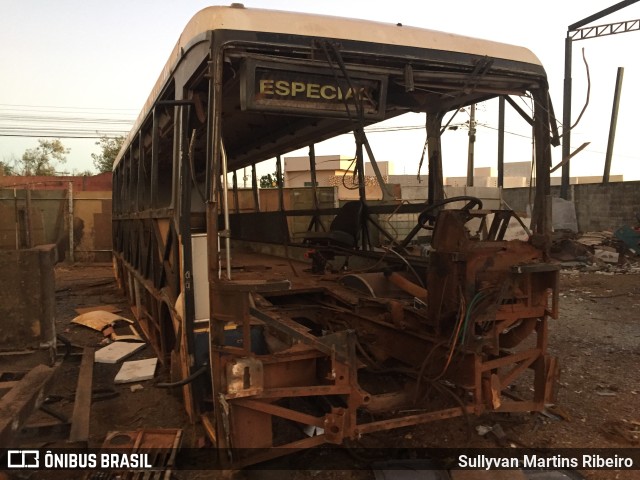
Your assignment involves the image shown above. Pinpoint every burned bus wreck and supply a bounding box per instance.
[112,5,560,467]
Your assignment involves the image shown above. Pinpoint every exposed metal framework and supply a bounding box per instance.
[561,0,640,199]
[112,5,560,469]
[570,18,640,40]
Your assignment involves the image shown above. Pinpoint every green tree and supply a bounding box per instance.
[259,171,283,188]
[19,139,69,176]
[0,158,15,176]
[91,135,125,173]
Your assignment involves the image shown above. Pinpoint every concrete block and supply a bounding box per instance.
[95,341,145,364]
[114,358,158,384]
[594,249,619,264]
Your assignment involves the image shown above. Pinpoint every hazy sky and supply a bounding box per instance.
[1,1,639,180]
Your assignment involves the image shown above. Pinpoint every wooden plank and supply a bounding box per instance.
[69,347,94,442]
[0,381,20,391]
[0,364,56,447]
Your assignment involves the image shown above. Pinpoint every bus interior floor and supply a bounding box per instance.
[6,263,638,480]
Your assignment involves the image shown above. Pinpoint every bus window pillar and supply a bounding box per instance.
[232,171,239,214]
[308,144,323,232]
[151,107,159,206]
[220,142,232,280]
[532,89,553,244]
[354,133,371,250]
[427,112,445,205]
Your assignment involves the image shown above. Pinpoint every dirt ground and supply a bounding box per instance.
[9,263,640,480]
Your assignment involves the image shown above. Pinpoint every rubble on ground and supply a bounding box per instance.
[550,229,640,274]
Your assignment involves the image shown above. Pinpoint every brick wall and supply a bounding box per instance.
[0,172,112,191]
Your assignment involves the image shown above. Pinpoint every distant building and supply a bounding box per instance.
[445,162,623,188]
[284,155,399,200]
[283,156,624,201]
[284,155,355,188]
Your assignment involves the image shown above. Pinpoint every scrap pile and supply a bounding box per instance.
[550,228,640,274]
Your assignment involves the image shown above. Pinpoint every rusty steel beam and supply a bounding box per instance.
[233,398,325,428]
[480,348,542,372]
[254,385,353,399]
[357,406,476,435]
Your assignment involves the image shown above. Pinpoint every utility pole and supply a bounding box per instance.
[466,104,476,187]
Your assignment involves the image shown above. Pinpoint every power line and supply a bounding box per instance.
[0,133,123,139]
[0,103,137,113]
[0,104,134,139]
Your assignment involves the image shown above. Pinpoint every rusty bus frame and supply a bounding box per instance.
[112,5,560,468]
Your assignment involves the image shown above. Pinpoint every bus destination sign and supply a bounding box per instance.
[241,59,387,119]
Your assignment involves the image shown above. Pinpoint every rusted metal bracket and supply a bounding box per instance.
[249,306,351,362]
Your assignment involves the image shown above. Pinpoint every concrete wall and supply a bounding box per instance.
[502,181,640,232]
[0,245,56,352]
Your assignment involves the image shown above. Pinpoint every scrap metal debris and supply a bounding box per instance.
[552,229,640,274]
[87,428,183,480]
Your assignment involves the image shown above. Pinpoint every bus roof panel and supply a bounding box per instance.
[189,6,542,66]
[115,6,544,169]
